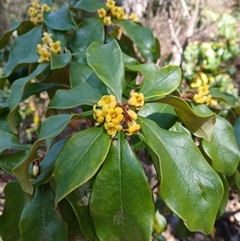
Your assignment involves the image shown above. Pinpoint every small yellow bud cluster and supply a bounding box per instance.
[28,0,51,25]
[36,32,61,63]
[97,0,138,26]
[193,85,217,107]
[93,92,144,137]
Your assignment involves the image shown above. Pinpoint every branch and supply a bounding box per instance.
[166,0,183,65]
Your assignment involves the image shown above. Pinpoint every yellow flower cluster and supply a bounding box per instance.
[97,0,138,26]
[93,92,144,137]
[193,85,217,107]
[28,0,51,25]
[36,32,61,63]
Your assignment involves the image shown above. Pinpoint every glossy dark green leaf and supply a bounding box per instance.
[69,61,107,95]
[43,2,77,31]
[39,114,74,139]
[3,25,42,77]
[54,127,111,203]
[0,130,31,153]
[138,103,178,129]
[69,61,94,87]
[125,63,158,78]
[210,88,239,107]
[137,37,161,63]
[0,20,34,49]
[7,63,49,133]
[234,117,240,149]
[90,133,154,241]
[160,96,216,141]
[19,183,68,241]
[50,51,72,69]
[74,0,105,12]
[202,115,240,176]
[48,81,102,109]
[32,139,67,187]
[0,151,28,174]
[217,174,229,218]
[22,82,58,100]
[140,65,182,101]
[138,116,223,234]
[69,18,104,58]
[67,184,99,241]
[0,179,26,241]
[86,40,124,102]
[116,20,155,52]
[58,198,85,240]
[13,140,43,194]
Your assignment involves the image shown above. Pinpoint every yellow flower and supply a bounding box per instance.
[49,41,61,54]
[28,7,37,17]
[32,0,40,8]
[104,122,122,136]
[41,3,51,12]
[93,105,106,123]
[205,94,212,105]
[198,85,209,95]
[209,99,218,107]
[111,6,119,16]
[129,13,138,22]
[128,92,144,110]
[127,109,138,120]
[30,17,38,25]
[105,107,124,124]
[126,121,140,136]
[106,0,115,9]
[193,93,205,104]
[42,32,53,44]
[191,77,202,88]
[98,8,107,18]
[103,16,112,25]
[98,95,117,108]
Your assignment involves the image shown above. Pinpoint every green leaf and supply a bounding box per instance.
[66,183,99,241]
[90,132,154,241]
[0,180,26,241]
[48,81,102,109]
[0,130,31,153]
[58,198,85,240]
[202,116,240,176]
[116,20,155,52]
[234,117,240,149]
[19,183,68,241]
[43,2,77,31]
[13,140,43,194]
[125,63,158,78]
[159,96,216,141]
[0,20,34,49]
[54,127,111,203]
[217,174,229,218]
[69,61,107,96]
[86,40,124,102]
[137,37,161,63]
[7,63,49,133]
[210,88,239,107]
[69,18,104,57]
[50,50,72,69]
[3,26,42,77]
[39,114,74,139]
[74,0,105,12]
[138,116,223,234]
[140,65,181,101]
[138,103,178,129]
[32,139,67,187]
[0,151,28,174]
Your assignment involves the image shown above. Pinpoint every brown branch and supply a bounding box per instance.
[166,0,183,65]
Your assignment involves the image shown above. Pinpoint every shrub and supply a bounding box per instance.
[0,0,240,240]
